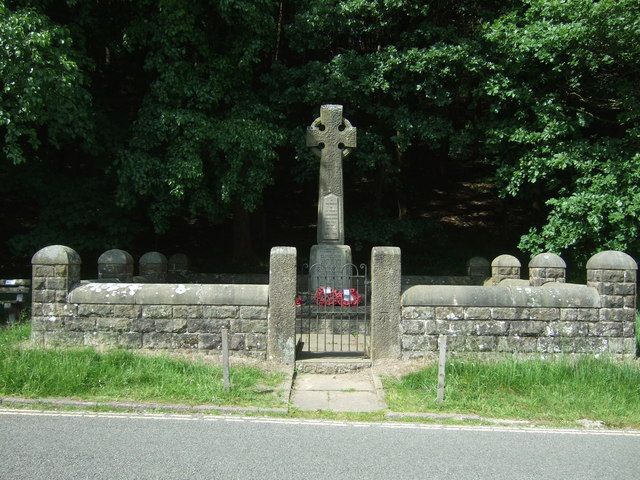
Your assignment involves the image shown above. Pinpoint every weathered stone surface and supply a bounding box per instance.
[142,305,172,319]
[401,335,434,352]
[402,307,435,320]
[113,305,141,318]
[98,249,134,282]
[599,308,635,322]
[172,306,202,318]
[467,257,491,279]
[267,246,296,363]
[239,306,268,319]
[245,333,266,350]
[142,332,177,349]
[32,245,81,266]
[96,317,132,332]
[230,333,245,350]
[131,318,155,332]
[497,336,536,353]
[186,318,229,333]
[154,318,187,333]
[510,321,546,336]
[464,307,492,320]
[65,317,96,331]
[401,320,425,335]
[560,308,598,322]
[529,308,559,321]
[491,307,528,320]
[198,333,221,350]
[435,307,464,320]
[465,336,497,352]
[474,321,508,335]
[545,322,588,337]
[308,244,352,292]
[176,334,199,349]
[589,322,623,337]
[203,306,239,319]
[44,331,84,347]
[371,247,401,360]
[586,251,637,271]
[231,319,268,334]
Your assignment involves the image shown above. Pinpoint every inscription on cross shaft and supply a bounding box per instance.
[306,104,357,245]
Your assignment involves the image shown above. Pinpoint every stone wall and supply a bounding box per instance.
[396,251,637,359]
[30,245,297,361]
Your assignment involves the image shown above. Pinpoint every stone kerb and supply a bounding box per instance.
[587,251,637,354]
[490,255,521,284]
[371,246,401,361]
[528,252,566,286]
[31,245,82,346]
[139,252,168,283]
[98,249,134,282]
[268,246,297,364]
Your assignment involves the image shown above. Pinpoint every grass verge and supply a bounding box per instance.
[384,356,640,428]
[0,323,284,407]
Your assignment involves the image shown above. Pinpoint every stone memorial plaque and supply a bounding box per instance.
[320,194,340,242]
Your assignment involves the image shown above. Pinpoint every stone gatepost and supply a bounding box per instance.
[587,251,637,355]
[268,247,297,364]
[491,254,521,284]
[467,257,490,284]
[370,247,401,361]
[98,249,134,282]
[139,252,168,283]
[528,252,566,286]
[31,245,81,346]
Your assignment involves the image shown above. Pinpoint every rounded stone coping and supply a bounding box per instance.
[68,283,268,305]
[528,252,566,269]
[586,251,637,271]
[402,284,600,308]
[139,252,168,265]
[491,254,521,268]
[32,245,81,265]
[98,249,134,265]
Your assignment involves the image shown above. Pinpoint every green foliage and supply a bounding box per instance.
[0,1,93,164]
[385,357,640,427]
[0,323,284,406]
[482,0,640,263]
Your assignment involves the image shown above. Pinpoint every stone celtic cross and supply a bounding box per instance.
[306,104,357,245]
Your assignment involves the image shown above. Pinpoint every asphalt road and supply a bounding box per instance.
[0,409,638,479]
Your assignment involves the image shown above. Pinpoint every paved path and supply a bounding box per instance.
[291,370,386,412]
[1,409,639,479]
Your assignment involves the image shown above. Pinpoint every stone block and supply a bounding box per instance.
[537,337,576,354]
[154,318,187,333]
[401,320,425,335]
[31,277,46,290]
[606,337,625,354]
[370,246,401,361]
[623,321,636,337]
[545,322,588,337]
[78,304,114,317]
[474,321,508,335]
[600,295,624,308]
[143,332,177,349]
[529,308,559,321]
[510,321,546,336]
[33,265,54,277]
[588,322,623,337]
[45,278,68,290]
[42,303,77,317]
[85,331,117,348]
[574,337,607,354]
[497,336,536,353]
[245,333,266,350]
[239,306,268,320]
[613,283,635,295]
[172,306,202,319]
[66,317,96,332]
[600,269,626,282]
[44,331,84,347]
[465,336,497,352]
[402,335,433,352]
[435,307,464,320]
[141,305,172,319]
[31,331,45,347]
[599,308,635,322]
[492,307,529,320]
[624,296,636,308]
[402,307,435,320]
[464,307,492,320]
[230,319,268,334]
[187,318,229,333]
[446,320,474,335]
[96,317,132,332]
[230,333,245,350]
[203,306,239,319]
[623,338,636,355]
[198,333,222,350]
[423,320,438,335]
[131,318,155,332]
[113,305,142,318]
[560,308,599,322]
[175,333,199,349]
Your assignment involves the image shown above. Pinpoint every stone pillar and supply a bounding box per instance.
[528,252,566,286]
[98,249,134,282]
[587,251,637,355]
[267,247,297,364]
[168,253,190,282]
[491,254,521,284]
[467,257,490,284]
[370,247,401,361]
[31,245,81,346]
[139,252,168,283]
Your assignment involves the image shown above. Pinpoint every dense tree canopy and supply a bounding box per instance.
[1,0,638,273]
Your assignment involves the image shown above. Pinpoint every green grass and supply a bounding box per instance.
[384,357,640,428]
[0,323,284,407]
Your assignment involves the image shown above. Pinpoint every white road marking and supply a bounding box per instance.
[0,408,639,437]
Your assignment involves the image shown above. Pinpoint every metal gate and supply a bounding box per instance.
[296,263,370,356]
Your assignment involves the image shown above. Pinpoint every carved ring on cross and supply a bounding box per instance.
[306,117,356,159]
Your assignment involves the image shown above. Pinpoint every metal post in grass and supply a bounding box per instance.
[437,335,447,403]
[221,327,230,392]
